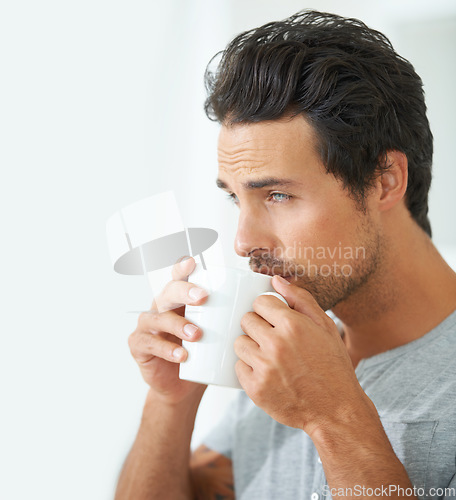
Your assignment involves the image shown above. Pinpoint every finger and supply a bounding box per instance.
[138,310,203,342]
[235,359,253,388]
[272,275,329,326]
[171,256,196,281]
[234,334,260,368]
[155,279,209,313]
[240,311,272,346]
[251,294,290,327]
[129,330,188,364]
[149,257,196,312]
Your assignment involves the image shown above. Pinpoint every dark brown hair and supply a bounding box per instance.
[204,10,433,236]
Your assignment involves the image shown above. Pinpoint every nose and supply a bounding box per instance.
[234,207,274,258]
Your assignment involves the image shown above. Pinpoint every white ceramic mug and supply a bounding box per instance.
[179,264,288,389]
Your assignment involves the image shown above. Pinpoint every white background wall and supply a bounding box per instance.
[1,1,455,499]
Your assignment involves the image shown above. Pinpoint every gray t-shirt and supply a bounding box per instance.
[203,309,456,500]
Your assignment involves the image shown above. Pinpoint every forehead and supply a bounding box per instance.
[217,115,320,178]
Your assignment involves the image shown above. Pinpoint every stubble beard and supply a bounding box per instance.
[249,219,383,312]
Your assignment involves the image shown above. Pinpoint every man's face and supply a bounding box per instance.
[216,115,383,311]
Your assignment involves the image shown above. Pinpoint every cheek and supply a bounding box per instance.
[276,199,363,262]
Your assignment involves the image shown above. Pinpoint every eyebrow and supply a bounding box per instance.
[216,177,300,191]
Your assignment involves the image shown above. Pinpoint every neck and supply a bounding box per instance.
[332,224,456,369]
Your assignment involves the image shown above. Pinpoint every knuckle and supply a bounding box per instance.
[165,344,175,360]
[235,360,250,386]
[127,331,137,351]
[248,381,263,402]
[255,357,268,377]
[137,311,148,326]
[281,314,296,334]
[148,311,161,325]
[128,331,147,358]
[169,314,188,339]
[234,335,247,356]
[240,311,255,332]
[253,294,269,309]
[138,311,160,329]
[269,338,287,362]
[143,339,161,359]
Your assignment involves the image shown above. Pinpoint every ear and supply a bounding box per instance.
[377,150,408,212]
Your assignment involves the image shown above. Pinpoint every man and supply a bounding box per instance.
[115,10,456,500]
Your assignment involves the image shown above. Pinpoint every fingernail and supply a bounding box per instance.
[183,323,198,338]
[173,347,186,360]
[275,275,290,286]
[189,287,207,301]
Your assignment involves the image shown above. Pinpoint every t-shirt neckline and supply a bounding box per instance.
[354,307,456,374]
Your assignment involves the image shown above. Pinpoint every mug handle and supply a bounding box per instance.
[258,291,289,307]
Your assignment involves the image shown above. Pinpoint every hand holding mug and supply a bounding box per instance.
[128,257,209,405]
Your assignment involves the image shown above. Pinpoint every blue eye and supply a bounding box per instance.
[225,192,292,206]
[270,192,292,203]
[226,193,239,205]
